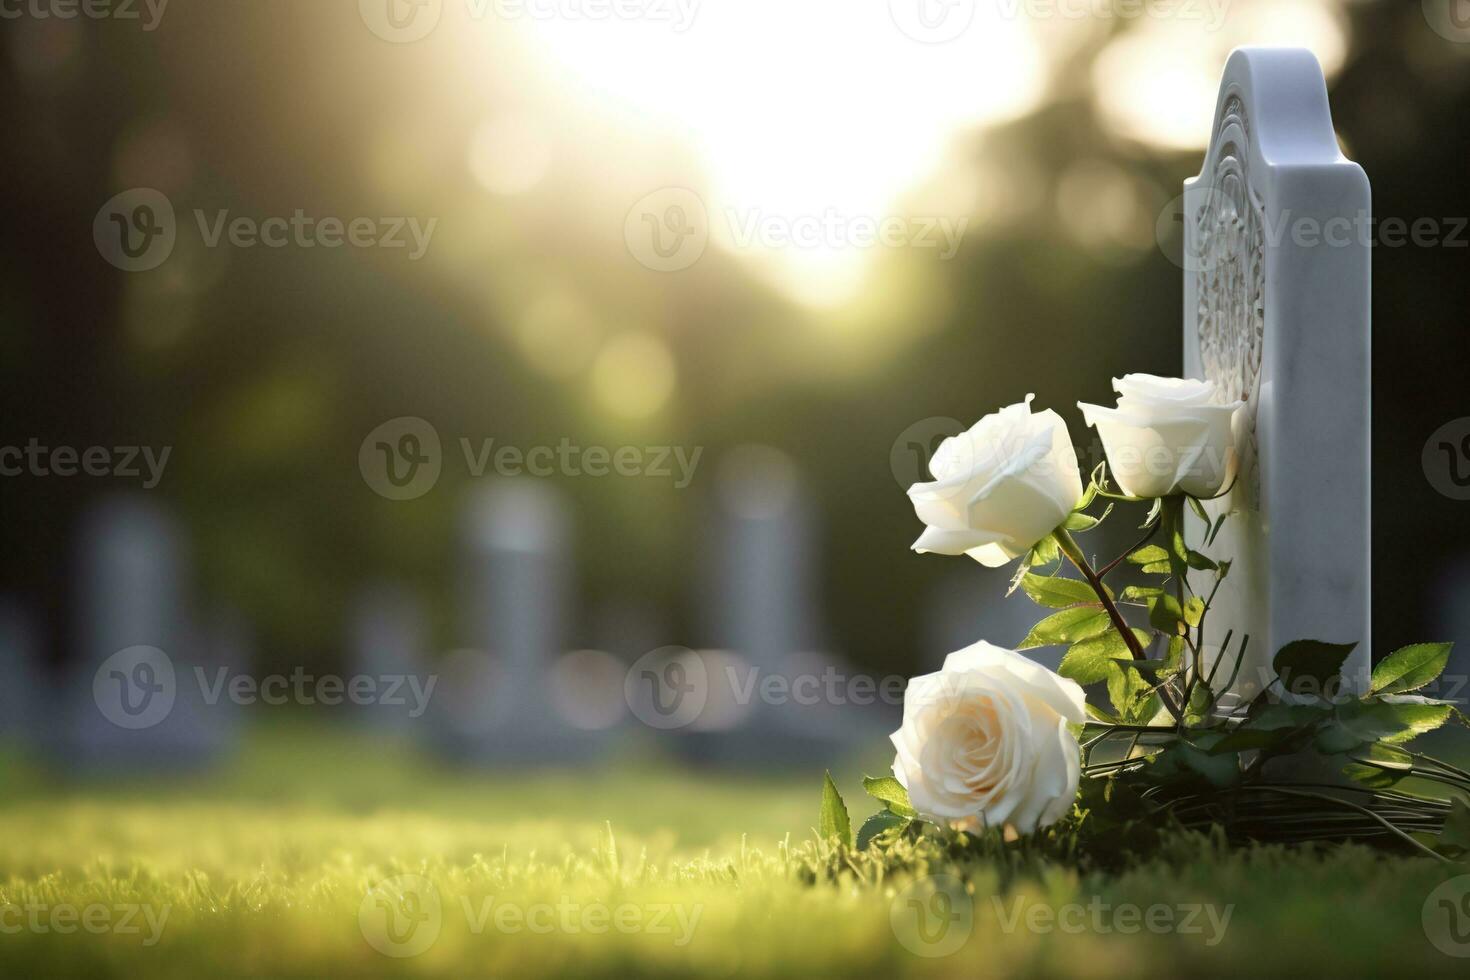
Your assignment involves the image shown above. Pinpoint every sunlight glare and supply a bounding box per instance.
[518,2,1045,306]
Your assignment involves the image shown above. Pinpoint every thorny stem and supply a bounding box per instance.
[1052,528,1183,722]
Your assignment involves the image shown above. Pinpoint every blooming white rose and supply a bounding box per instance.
[891,641,1086,835]
[1078,374,1244,499]
[908,396,1083,567]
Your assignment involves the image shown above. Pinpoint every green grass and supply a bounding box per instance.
[0,727,1466,978]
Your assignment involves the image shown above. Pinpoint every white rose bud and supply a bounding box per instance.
[1078,374,1244,499]
[891,641,1086,835]
[907,396,1083,568]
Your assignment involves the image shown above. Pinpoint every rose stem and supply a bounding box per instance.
[1052,527,1184,721]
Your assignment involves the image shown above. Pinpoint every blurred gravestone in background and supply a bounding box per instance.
[431,481,597,764]
[680,446,883,767]
[64,496,225,769]
[349,581,429,732]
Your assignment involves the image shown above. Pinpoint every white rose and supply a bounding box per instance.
[891,641,1086,835]
[1078,374,1243,499]
[908,396,1083,567]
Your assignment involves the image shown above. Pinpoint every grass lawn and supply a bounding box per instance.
[0,726,1466,978]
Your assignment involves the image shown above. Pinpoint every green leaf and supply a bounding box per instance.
[1064,512,1099,531]
[1376,703,1457,745]
[1120,585,1163,602]
[1019,573,1100,609]
[1208,704,1327,754]
[1186,550,1217,571]
[1077,465,1104,511]
[1084,703,1119,724]
[1341,743,1415,789]
[1061,629,1144,686]
[819,771,851,847]
[1150,736,1241,789]
[1369,642,1453,696]
[862,775,917,818]
[1350,742,1414,770]
[1341,761,1408,789]
[1336,699,1455,746]
[1106,662,1151,721]
[1028,534,1061,569]
[1183,677,1215,727]
[1183,596,1205,628]
[1206,513,1228,547]
[1314,720,1368,754]
[1017,606,1110,650]
[1127,545,1169,566]
[1164,498,1190,563]
[1272,639,1357,696]
[1187,494,1210,524]
[1149,593,1185,635]
[855,811,909,851]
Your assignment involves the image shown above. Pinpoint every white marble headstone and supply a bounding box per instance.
[1182,48,1371,701]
